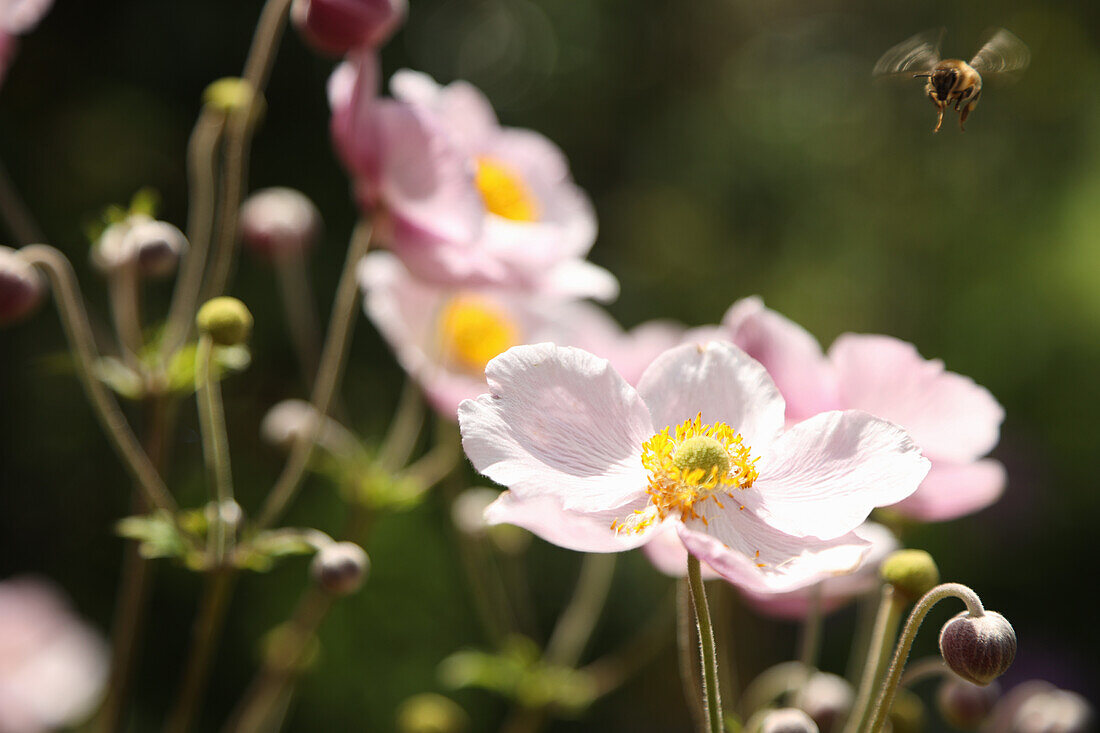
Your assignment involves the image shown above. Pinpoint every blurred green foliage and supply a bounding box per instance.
[2,0,1098,730]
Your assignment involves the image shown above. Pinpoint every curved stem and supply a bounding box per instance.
[162,110,224,356]
[378,379,425,471]
[22,245,178,516]
[739,661,805,719]
[898,656,949,688]
[544,554,617,667]
[196,333,236,563]
[687,556,723,733]
[201,0,294,302]
[865,583,983,733]
[164,569,236,733]
[254,222,372,531]
[107,262,144,371]
[843,585,905,733]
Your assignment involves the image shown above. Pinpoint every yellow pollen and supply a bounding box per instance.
[475,157,539,222]
[437,295,519,374]
[612,413,759,535]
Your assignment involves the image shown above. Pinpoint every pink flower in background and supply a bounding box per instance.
[0,0,52,87]
[291,0,406,56]
[359,251,678,418]
[0,577,108,733]
[724,297,1006,521]
[330,58,616,300]
[460,341,929,593]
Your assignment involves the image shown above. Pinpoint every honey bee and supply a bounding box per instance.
[874,28,1030,132]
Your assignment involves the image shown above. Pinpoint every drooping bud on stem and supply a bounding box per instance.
[239,187,321,260]
[310,541,369,595]
[196,297,253,346]
[939,610,1017,686]
[797,672,853,732]
[125,220,188,278]
[936,676,1000,729]
[0,245,44,324]
[291,0,407,56]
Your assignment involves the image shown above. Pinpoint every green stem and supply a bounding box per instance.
[21,245,178,517]
[544,554,617,667]
[254,222,373,531]
[844,585,905,733]
[377,379,425,471]
[677,579,706,732]
[201,0,294,302]
[162,110,224,357]
[687,556,723,733]
[107,261,144,371]
[865,584,984,733]
[195,333,236,563]
[164,569,236,733]
[273,252,322,386]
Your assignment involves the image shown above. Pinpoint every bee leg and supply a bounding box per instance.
[959,102,975,132]
[928,91,945,133]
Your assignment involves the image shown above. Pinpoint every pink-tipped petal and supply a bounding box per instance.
[723,297,839,421]
[741,521,899,619]
[829,334,1004,463]
[485,491,654,552]
[888,458,1006,521]
[0,0,53,34]
[676,504,871,594]
[641,526,721,579]
[637,341,786,454]
[750,410,930,540]
[459,344,653,512]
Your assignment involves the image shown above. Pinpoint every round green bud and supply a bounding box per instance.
[880,549,940,601]
[203,77,255,114]
[673,436,730,477]
[939,610,1016,686]
[395,693,470,733]
[196,297,253,346]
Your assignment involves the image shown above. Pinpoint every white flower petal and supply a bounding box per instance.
[459,344,653,512]
[484,491,654,552]
[637,341,786,453]
[750,410,930,539]
[888,458,1006,521]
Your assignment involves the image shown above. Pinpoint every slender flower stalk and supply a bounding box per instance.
[202,0,295,302]
[20,245,178,516]
[687,555,723,733]
[544,554,617,667]
[677,579,707,732]
[255,221,373,531]
[195,333,236,563]
[865,583,985,733]
[844,585,905,733]
[106,261,144,371]
[162,109,225,356]
[273,252,322,385]
[798,585,825,676]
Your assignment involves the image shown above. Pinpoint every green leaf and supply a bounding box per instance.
[164,342,251,395]
[94,357,145,400]
[234,530,315,572]
[116,512,187,560]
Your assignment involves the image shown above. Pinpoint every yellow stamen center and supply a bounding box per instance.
[437,295,519,374]
[475,157,539,222]
[613,413,759,534]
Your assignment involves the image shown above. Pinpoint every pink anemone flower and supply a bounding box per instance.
[359,251,682,418]
[459,341,929,593]
[330,55,616,301]
[724,297,1006,522]
[0,0,53,88]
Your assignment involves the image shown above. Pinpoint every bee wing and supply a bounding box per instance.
[970,27,1030,77]
[873,28,944,78]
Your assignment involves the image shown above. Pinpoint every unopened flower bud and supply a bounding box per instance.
[203,77,254,114]
[196,297,253,346]
[239,187,321,260]
[396,692,470,733]
[291,0,407,55]
[261,399,321,450]
[1003,683,1095,733]
[0,246,44,325]
[798,672,854,731]
[939,610,1016,686]
[310,541,369,595]
[123,220,188,278]
[936,677,1000,730]
[755,708,819,733]
[880,549,939,602]
[889,689,926,733]
[92,214,151,274]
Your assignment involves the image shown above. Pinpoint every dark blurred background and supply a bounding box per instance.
[2,0,1098,730]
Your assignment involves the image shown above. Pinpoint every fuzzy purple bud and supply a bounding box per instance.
[0,245,44,325]
[799,672,853,731]
[936,677,1000,729]
[291,0,406,56]
[311,542,369,595]
[239,187,321,260]
[123,220,188,278]
[939,610,1016,686]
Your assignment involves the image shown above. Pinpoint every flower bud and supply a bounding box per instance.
[798,672,854,731]
[396,692,470,733]
[880,549,939,602]
[0,245,44,325]
[938,610,1016,686]
[291,0,406,55]
[123,220,188,278]
[996,682,1095,733]
[755,708,819,733]
[936,676,1000,730]
[310,541,369,595]
[261,399,321,450]
[203,77,255,114]
[239,187,321,260]
[196,297,253,346]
